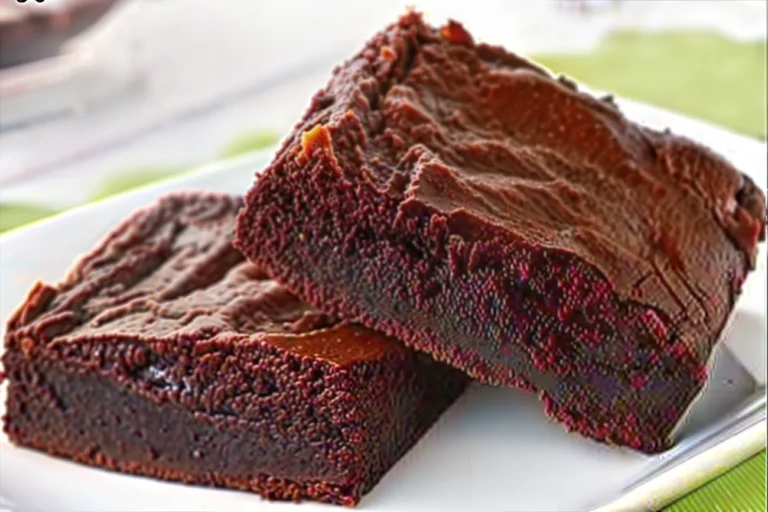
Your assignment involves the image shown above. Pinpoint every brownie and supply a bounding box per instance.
[235,12,767,453]
[1,192,467,506]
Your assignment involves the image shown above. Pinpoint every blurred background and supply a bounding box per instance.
[0,0,766,232]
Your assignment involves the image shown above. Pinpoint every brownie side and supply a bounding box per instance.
[3,349,355,503]
[3,330,464,506]
[1,192,467,506]
[235,13,766,452]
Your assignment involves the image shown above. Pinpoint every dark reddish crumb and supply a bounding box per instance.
[2,192,467,506]
[235,12,766,453]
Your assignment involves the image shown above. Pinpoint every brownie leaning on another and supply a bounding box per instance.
[2,192,468,507]
[235,12,767,453]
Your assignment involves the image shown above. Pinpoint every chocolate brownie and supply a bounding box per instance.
[235,12,767,453]
[2,192,467,506]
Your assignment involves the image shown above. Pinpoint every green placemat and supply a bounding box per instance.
[0,203,60,234]
[666,451,766,512]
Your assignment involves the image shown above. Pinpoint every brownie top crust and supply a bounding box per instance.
[261,11,765,360]
[6,192,406,367]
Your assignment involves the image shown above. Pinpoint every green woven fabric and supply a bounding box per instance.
[665,451,767,512]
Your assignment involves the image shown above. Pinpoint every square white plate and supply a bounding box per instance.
[0,98,765,512]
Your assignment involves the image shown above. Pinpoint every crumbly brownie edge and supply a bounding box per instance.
[2,348,362,506]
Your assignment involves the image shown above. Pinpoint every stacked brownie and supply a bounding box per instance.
[234,12,765,453]
[3,11,765,508]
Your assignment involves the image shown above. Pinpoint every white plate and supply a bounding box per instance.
[0,99,766,512]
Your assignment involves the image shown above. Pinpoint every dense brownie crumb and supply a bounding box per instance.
[235,12,766,453]
[2,192,467,506]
